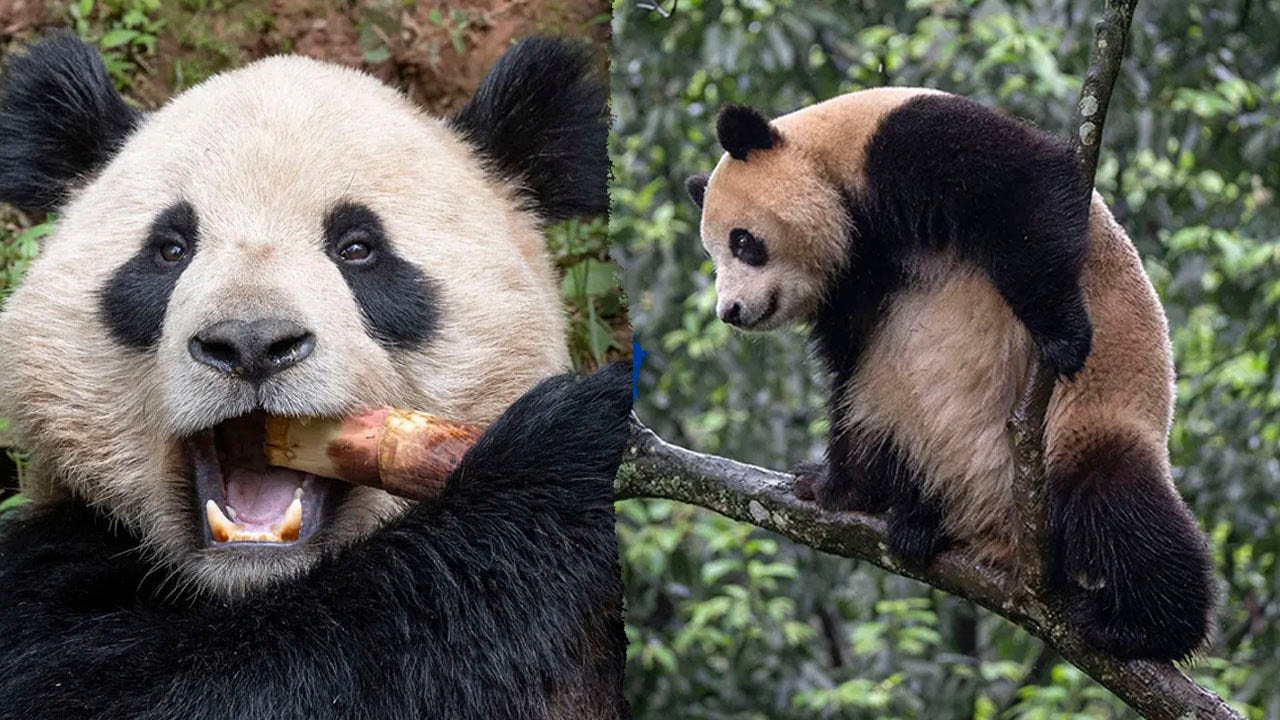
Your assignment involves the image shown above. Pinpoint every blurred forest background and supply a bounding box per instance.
[0,0,624,494]
[613,0,1279,718]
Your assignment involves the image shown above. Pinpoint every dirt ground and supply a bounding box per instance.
[0,0,609,112]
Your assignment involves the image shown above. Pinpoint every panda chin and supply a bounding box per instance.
[185,412,342,549]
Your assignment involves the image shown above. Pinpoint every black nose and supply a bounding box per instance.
[189,318,316,383]
[721,302,743,326]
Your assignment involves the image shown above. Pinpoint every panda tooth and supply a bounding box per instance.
[275,497,303,542]
[205,500,234,543]
[225,505,238,522]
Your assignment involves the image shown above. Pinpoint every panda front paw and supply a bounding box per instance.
[1031,305,1093,378]
[450,363,633,493]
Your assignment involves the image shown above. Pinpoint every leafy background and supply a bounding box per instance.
[612,0,1279,717]
[0,0,624,499]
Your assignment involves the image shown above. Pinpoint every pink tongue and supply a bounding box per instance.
[225,468,303,525]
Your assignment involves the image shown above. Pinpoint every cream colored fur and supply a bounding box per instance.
[700,87,1175,567]
[0,55,569,597]
[838,257,1032,564]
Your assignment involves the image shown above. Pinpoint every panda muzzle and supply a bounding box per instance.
[187,412,333,546]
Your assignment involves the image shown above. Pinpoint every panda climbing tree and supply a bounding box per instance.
[618,2,1243,719]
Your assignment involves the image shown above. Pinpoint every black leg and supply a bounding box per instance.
[887,483,951,568]
[860,93,1096,378]
[985,265,1093,378]
[1047,436,1215,661]
[795,427,949,568]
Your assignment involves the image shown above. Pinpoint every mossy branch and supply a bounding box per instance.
[615,427,1241,720]
[617,1,1243,717]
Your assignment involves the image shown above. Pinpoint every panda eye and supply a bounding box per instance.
[155,237,189,264]
[338,240,374,264]
[729,229,768,267]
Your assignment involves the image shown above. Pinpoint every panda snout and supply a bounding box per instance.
[720,301,743,326]
[189,318,316,384]
[718,292,779,330]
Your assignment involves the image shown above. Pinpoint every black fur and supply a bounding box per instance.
[99,201,200,350]
[0,33,141,211]
[0,364,633,720]
[795,425,949,569]
[450,37,607,223]
[1047,435,1215,661]
[685,172,709,208]
[863,94,1093,377]
[324,202,439,349]
[715,105,778,161]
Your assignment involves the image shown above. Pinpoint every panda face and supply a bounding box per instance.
[0,40,603,597]
[687,90,948,333]
[688,115,848,332]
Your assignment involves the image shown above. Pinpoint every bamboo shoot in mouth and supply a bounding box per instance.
[264,409,484,501]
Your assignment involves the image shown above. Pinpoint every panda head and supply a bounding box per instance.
[0,33,606,596]
[684,103,848,332]
[686,88,957,331]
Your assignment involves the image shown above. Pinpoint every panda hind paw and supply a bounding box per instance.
[887,496,950,568]
[791,462,827,501]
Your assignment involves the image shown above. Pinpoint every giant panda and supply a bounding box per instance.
[0,33,630,719]
[684,89,1216,662]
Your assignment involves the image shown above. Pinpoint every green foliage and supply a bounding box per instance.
[0,216,51,304]
[548,216,628,369]
[163,0,275,91]
[0,490,29,515]
[614,0,1280,717]
[69,0,165,88]
[427,6,479,55]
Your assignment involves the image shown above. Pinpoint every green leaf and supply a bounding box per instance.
[363,46,391,63]
[0,494,29,514]
[561,258,620,299]
[99,29,140,49]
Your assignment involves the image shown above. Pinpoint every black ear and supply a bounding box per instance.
[450,37,608,224]
[685,173,709,208]
[0,33,141,211]
[716,104,778,161]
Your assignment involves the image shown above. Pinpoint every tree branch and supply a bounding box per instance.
[618,1,1244,717]
[1074,0,1140,185]
[1009,0,1144,593]
[616,426,1242,720]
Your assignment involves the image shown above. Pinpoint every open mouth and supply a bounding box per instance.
[186,412,342,547]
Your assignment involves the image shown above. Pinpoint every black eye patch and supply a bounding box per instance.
[99,201,199,350]
[728,228,768,267]
[323,202,438,350]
